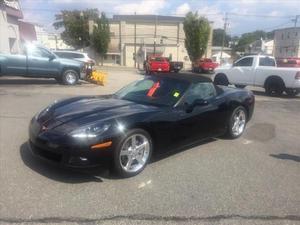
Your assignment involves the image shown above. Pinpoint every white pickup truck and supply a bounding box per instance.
[214,55,300,96]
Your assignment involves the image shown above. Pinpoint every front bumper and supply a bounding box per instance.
[29,121,114,168]
[29,139,113,168]
[80,71,86,80]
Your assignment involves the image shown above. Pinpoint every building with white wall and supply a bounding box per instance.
[0,0,23,54]
[34,25,72,50]
[102,15,213,68]
[274,27,300,58]
[245,39,274,55]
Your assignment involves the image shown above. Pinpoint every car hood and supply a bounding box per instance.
[57,58,84,67]
[38,96,161,130]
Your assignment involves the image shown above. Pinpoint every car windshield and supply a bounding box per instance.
[115,77,190,106]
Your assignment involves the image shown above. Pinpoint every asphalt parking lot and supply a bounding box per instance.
[0,69,300,225]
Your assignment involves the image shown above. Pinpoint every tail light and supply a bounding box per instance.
[296,72,300,80]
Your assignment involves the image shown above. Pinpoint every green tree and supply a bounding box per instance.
[213,28,230,47]
[183,12,210,63]
[91,13,110,66]
[234,30,274,52]
[53,9,99,49]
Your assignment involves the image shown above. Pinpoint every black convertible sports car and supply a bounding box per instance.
[29,73,254,177]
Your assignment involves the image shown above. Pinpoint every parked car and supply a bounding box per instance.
[276,58,300,68]
[0,44,85,85]
[29,73,254,178]
[53,51,96,66]
[169,61,183,73]
[193,58,219,73]
[145,56,170,74]
[214,55,300,96]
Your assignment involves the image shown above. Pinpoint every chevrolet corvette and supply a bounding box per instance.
[29,73,254,177]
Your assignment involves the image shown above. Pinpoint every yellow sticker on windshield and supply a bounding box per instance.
[173,91,180,97]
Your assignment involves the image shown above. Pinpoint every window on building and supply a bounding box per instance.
[184,82,217,105]
[281,33,284,39]
[296,32,298,37]
[9,38,17,54]
[104,55,107,60]
[259,57,276,66]
[287,32,290,39]
[112,55,115,60]
[234,57,254,67]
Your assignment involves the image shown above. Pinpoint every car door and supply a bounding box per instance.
[4,54,27,76]
[27,46,60,77]
[173,82,227,143]
[229,57,254,85]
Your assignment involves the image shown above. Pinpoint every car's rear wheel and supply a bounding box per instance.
[62,69,79,85]
[113,129,152,178]
[265,78,284,96]
[227,106,247,139]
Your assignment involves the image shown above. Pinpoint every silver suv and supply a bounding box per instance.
[53,51,95,66]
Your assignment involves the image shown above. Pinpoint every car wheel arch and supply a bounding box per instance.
[264,75,285,89]
[62,67,80,77]
[128,124,157,149]
[214,73,229,85]
[228,100,249,122]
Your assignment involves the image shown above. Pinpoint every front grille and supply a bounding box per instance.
[30,142,62,163]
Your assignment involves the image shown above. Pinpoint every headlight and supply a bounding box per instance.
[70,124,110,139]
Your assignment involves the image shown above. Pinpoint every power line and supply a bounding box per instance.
[229,12,294,19]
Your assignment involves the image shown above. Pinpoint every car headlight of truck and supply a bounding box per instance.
[70,124,111,139]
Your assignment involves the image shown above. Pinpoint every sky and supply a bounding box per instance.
[20,0,300,36]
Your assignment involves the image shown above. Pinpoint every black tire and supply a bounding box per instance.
[113,129,153,178]
[285,89,300,97]
[235,85,246,89]
[214,74,229,86]
[62,69,79,85]
[265,78,284,96]
[226,106,247,139]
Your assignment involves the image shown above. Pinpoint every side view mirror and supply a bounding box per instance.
[185,99,209,113]
[48,54,55,61]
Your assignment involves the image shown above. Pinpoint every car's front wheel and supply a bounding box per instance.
[113,129,152,178]
[62,69,79,85]
[227,106,247,139]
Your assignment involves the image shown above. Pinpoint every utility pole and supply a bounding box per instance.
[134,12,137,68]
[154,15,157,55]
[220,12,228,64]
[292,15,300,27]
[55,34,58,50]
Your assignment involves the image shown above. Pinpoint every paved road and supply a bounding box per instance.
[0,71,299,225]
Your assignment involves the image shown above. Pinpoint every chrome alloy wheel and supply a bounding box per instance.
[232,109,246,136]
[119,134,150,173]
[65,71,77,84]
